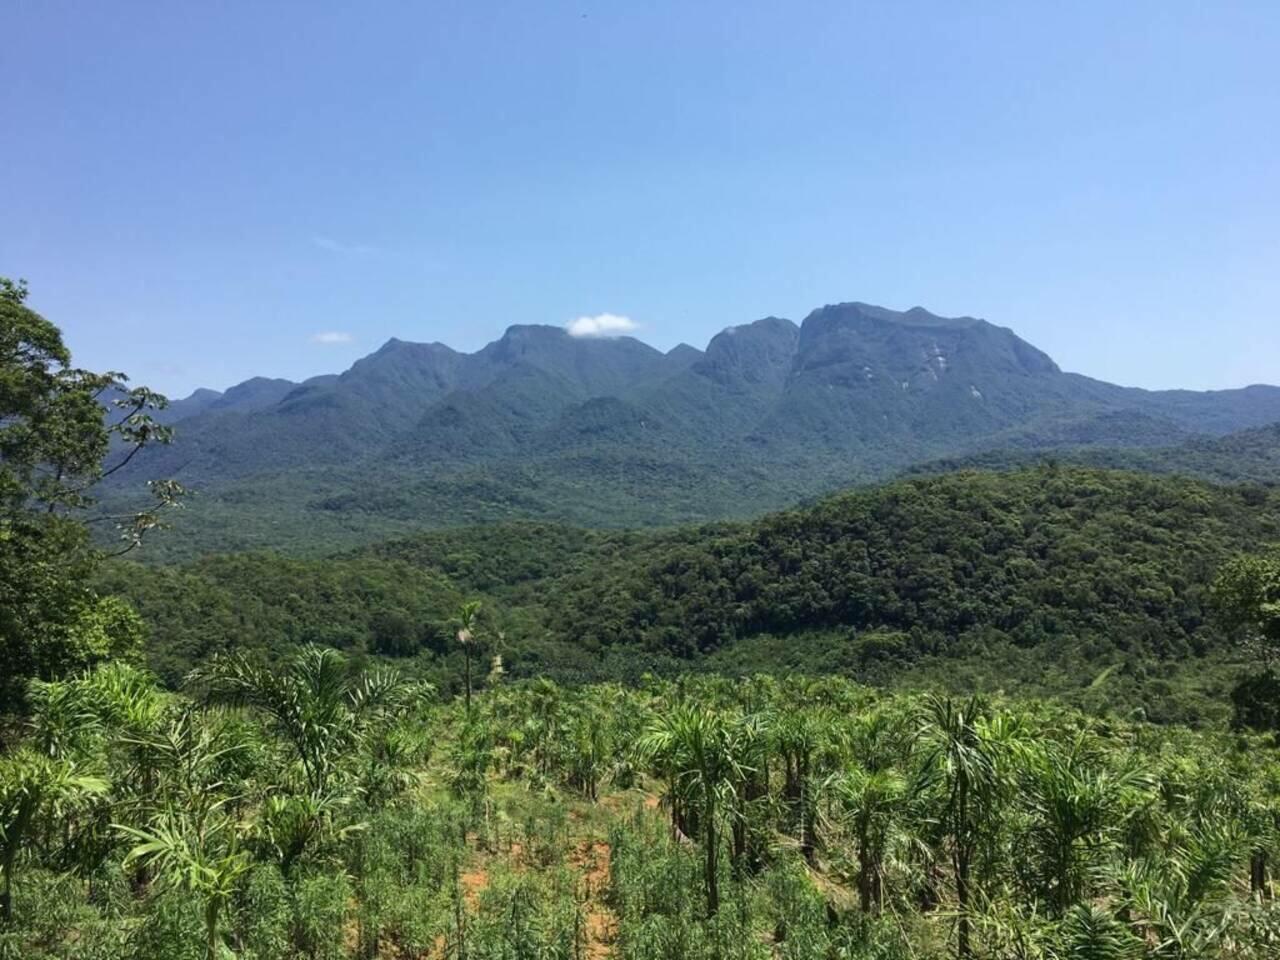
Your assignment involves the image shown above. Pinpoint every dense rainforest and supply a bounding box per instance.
[100,466,1278,725]
[8,279,1280,960]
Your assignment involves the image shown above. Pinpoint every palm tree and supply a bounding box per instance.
[1057,903,1141,960]
[918,696,1020,959]
[108,704,252,897]
[773,706,828,864]
[1241,758,1280,898]
[1112,819,1248,958]
[250,790,357,877]
[25,676,103,760]
[455,600,482,714]
[448,713,495,831]
[729,708,772,877]
[565,703,611,801]
[80,661,169,734]
[636,703,748,916]
[829,763,908,913]
[27,664,175,891]
[527,676,562,780]
[120,807,250,960]
[824,704,918,912]
[1022,734,1153,914]
[193,645,412,794]
[356,723,427,810]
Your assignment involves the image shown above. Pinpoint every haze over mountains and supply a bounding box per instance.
[110,301,1280,558]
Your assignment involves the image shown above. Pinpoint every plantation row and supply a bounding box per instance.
[3,650,1280,959]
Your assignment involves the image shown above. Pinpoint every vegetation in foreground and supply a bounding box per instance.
[7,656,1280,960]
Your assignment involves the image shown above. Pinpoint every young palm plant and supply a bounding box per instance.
[119,805,251,960]
[564,703,612,802]
[772,706,829,865]
[1021,733,1154,915]
[0,749,107,925]
[1057,903,1142,960]
[636,703,749,916]
[193,645,412,795]
[918,695,1022,959]
[828,762,909,913]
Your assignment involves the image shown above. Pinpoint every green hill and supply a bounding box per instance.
[102,467,1280,724]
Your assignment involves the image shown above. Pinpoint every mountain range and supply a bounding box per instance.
[106,301,1280,559]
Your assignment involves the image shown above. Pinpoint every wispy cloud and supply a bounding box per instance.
[566,313,638,338]
[310,235,379,256]
[311,331,354,345]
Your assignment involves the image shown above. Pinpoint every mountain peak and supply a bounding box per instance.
[795,301,1059,387]
[206,377,298,415]
[665,343,703,360]
[500,324,571,341]
[697,316,799,387]
[717,316,799,338]
[375,336,456,355]
[820,302,984,329]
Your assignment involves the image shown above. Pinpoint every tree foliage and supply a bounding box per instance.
[0,278,177,711]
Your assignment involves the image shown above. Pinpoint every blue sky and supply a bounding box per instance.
[3,1,1277,397]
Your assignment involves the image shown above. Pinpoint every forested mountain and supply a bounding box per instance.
[913,421,1280,486]
[104,301,1280,558]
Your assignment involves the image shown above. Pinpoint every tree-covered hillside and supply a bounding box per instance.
[99,467,1280,724]
[94,554,465,687]
[914,422,1280,488]
[544,468,1278,659]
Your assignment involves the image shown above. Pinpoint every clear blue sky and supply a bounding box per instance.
[3,1,1277,397]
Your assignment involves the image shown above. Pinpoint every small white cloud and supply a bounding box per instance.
[566,313,638,338]
[311,331,353,345]
[311,235,378,256]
